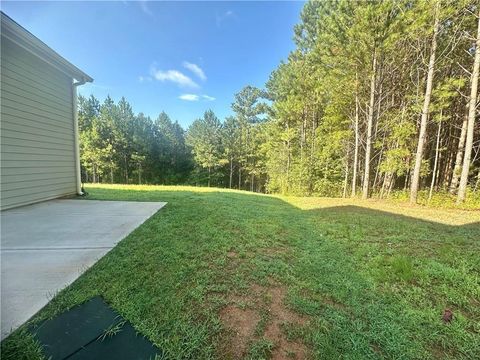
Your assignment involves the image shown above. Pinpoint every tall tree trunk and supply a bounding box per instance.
[380,172,391,199]
[343,147,349,198]
[435,137,443,190]
[457,12,480,203]
[387,174,395,196]
[404,167,410,191]
[229,157,233,189]
[352,72,360,198]
[442,127,455,188]
[450,111,469,193]
[208,166,211,187]
[410,3,439,204]
[362,49,377,200]
[429,119,442,202]
[372,134,386,194]
[238,167,242,190]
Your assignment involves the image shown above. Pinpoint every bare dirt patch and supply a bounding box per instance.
[220,305,260,359]
[264,287,308,360]
[219,283,309,359]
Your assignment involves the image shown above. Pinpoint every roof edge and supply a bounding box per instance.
[1,11,93,83]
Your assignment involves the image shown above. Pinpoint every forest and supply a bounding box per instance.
[78,0,480,204]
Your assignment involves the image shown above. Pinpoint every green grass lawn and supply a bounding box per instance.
[2,184,479,359]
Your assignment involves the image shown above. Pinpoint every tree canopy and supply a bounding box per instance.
[79,0,480,204]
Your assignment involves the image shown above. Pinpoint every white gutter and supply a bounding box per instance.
[73,79,86,195]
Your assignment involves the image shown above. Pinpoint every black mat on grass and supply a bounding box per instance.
[68,322,159,360]
[30,296,161,360]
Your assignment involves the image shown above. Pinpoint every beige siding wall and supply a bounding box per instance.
[1,37,76,210]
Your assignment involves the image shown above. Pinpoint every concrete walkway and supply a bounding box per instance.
[0,199,166,339]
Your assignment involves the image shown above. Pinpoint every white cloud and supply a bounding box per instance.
[183,61,207,81]
[216,10,235,27]
[150,67,199,89]
[178,94,215,102]
[179,94,200,101]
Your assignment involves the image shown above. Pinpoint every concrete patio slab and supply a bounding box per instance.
[0,199,166,339]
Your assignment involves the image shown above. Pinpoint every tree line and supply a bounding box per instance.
[262,0,480,204]
[78,95,192,185]
[79,0,479,204]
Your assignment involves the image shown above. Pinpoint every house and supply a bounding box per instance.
[0,12,93,210]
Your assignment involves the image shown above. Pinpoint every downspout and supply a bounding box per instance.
[73,78,86,195]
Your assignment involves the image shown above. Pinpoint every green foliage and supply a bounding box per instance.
[185,110,223,186]
[77,0,480,203]
[263,0,480,200]
[78,95,192,185]
[389,189,480,210]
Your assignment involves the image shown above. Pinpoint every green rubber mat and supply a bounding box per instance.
[30,296,161,360]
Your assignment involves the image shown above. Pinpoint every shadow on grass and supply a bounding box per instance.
[2,185,479,359]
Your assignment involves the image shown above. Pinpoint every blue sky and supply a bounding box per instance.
[2,1,304,128]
